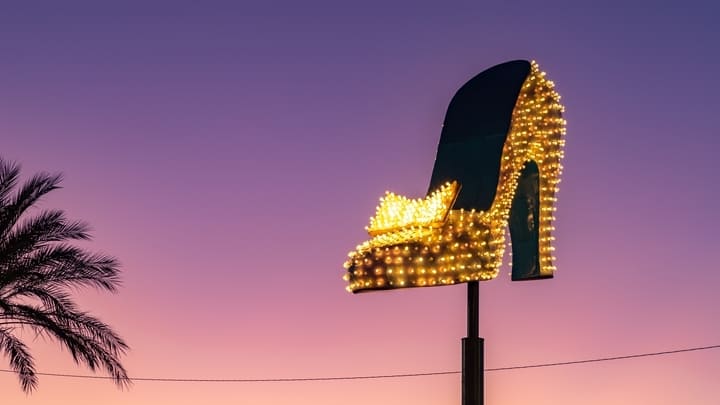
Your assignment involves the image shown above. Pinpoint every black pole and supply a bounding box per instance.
[462,281,484,405]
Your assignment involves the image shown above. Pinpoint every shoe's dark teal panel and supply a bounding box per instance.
[509,161,550,281]
[428,60,530,211]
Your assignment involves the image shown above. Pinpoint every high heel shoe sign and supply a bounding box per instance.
[343,60,566,292]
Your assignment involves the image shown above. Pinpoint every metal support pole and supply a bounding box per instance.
[462,281,484,405]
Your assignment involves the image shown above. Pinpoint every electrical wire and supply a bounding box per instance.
[0,344,718,383]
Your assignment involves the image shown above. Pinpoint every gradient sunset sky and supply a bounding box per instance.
[2,1,720,404]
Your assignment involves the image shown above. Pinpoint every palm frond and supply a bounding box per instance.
[0,210,91,267]
[0,327,38,393]
[5,303,130,389]
[0,244,121,296]
[0,171,63,241]
[0,158,21,206]
[6,287,128,355]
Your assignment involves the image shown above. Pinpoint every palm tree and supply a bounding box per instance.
[0,157,129,392]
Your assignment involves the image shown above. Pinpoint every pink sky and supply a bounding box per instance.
[2,1,720,403]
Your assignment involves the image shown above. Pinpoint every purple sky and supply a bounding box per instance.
[2,1,720,404]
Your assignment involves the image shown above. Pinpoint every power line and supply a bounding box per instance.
[0,344,718,383]
[484,343,720,371]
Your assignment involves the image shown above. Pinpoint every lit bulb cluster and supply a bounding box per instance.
[343,61,566,293]
[366,181,459,236]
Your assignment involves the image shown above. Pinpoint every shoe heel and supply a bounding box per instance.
[508,161,547,280]
[503,62,565,280]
